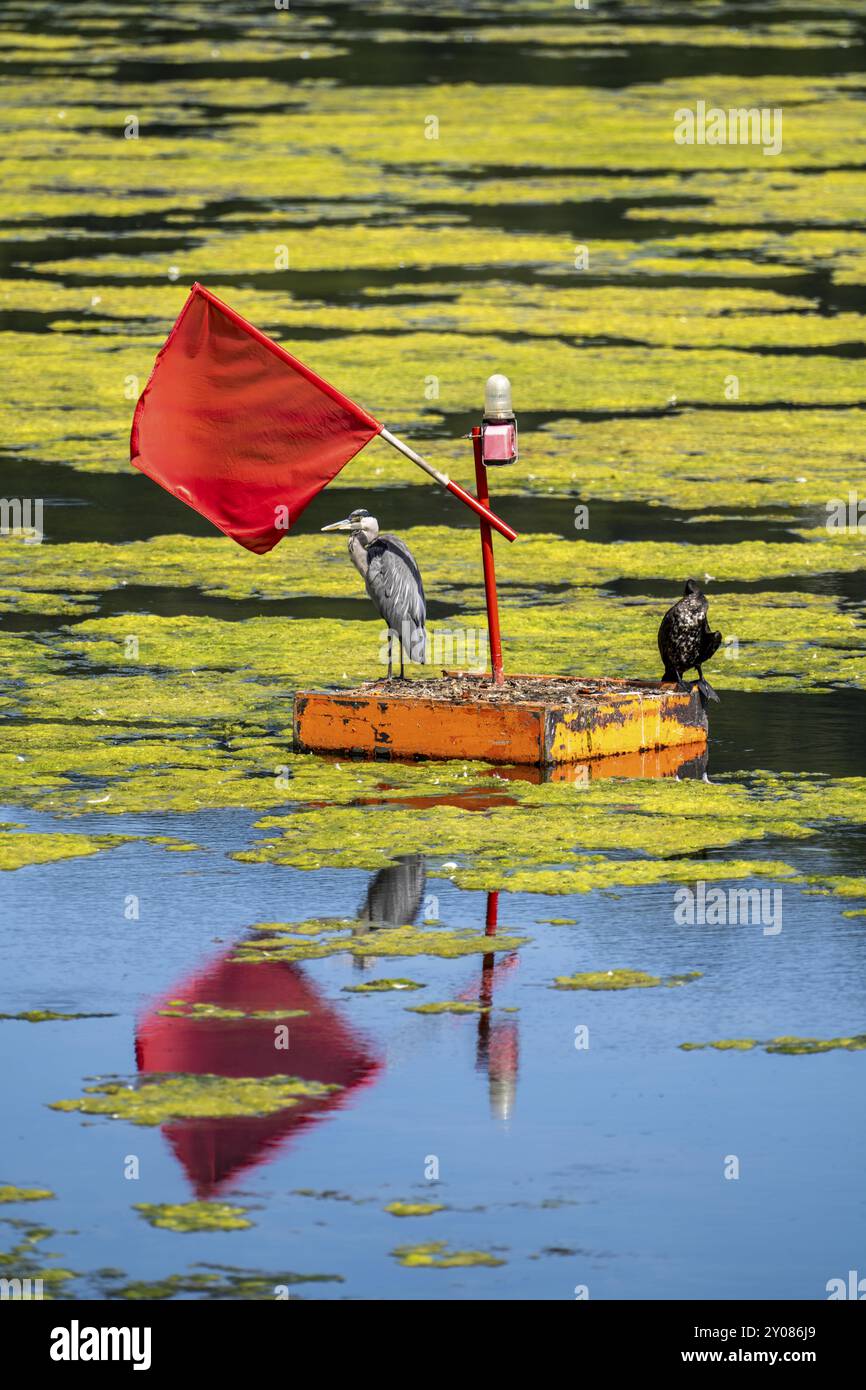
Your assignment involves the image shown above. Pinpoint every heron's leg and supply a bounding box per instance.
[400,641,405,680]
[387,633,393,680]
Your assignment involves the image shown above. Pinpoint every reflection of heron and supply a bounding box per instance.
[353,855,427,972]
[357,854,427,929]
[321,508,426,678]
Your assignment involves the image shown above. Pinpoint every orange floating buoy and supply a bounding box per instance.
[293,674,707,770]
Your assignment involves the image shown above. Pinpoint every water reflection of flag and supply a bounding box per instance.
[136,951,381,1198]
[130,283,382,554]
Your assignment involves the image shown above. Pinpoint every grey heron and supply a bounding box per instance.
[658,578,722,703]
[321,508,427,678]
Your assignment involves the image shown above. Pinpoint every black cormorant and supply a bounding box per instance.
[658,578,722,703]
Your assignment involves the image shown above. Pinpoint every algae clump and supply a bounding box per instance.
[0,1219,75,1298]
[50,1074,341,1126]
[342,978,426,993]
[0,1010,114,1023]
[766,1035,866,1055]
[384,1201,445,1218]
[391,1241,505,1269]
[407,1000,491,1015]
[553,969,701,991]
[234,921,528,964]
[134,1202,253,1233]
[681,1035,866,1054]
[155,1002,308,1021]
[0,1185,54,1204]
[104,1264,343,1300]
[0,831,130,871]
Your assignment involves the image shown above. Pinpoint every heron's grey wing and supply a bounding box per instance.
[366,536,427,662]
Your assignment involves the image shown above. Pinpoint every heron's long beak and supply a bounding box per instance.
[321,517,353,532]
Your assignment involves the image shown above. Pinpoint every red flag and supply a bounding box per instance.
[130,283,382,554]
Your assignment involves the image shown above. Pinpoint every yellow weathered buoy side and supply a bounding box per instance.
[294,676,707,768]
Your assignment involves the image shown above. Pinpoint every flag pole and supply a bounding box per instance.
[379,427,518,543]
[472,425,505,684]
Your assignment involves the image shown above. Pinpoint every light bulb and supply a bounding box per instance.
[484,373,513,420]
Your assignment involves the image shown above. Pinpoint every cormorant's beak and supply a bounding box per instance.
[321,517,353,532]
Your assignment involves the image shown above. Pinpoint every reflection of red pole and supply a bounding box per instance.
[478,892,498,1054]
[472,427,505,685]
[485,889,499,936]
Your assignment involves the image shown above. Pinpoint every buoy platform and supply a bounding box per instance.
[293,674,707,769]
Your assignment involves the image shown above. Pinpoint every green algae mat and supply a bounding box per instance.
[133,1202,253,1233]
[49,1074,341,1126]
[0,0,864,842]
[681,1035,866,1055]
[0,1184,54,1205]
[2,0,866,1307]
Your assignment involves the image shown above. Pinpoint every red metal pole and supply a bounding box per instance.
[379,426,518,542]
[472,426,505,685]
